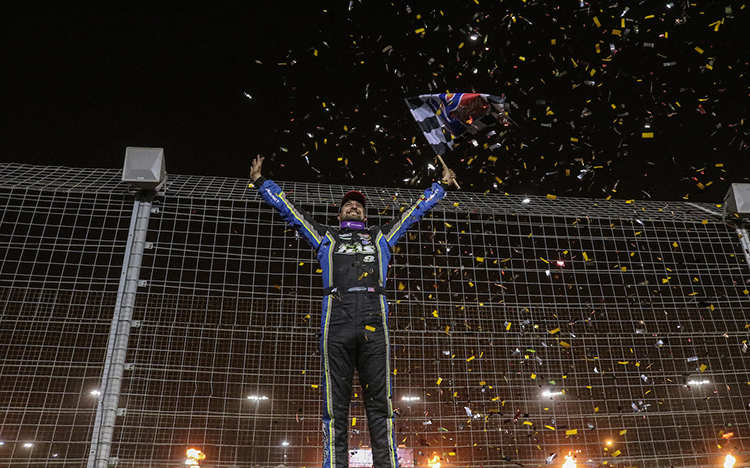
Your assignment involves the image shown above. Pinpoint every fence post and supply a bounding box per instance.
[736,226,750,267]
[87,191,154,468]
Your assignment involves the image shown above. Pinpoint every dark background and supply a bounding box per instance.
[2,1,748,201]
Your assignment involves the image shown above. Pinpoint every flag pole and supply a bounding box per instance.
[437,155,461,190]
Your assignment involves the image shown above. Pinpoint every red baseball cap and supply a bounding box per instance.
[341,190,366,208]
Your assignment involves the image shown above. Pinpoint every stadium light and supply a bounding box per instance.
[122,147,167,191]
[185,448,205,466]
[562,453,576,468]
[687,379,711,385]
[724,184,750,218]
[247,395,269,401]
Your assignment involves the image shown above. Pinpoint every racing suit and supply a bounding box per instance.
[255,176,446,468]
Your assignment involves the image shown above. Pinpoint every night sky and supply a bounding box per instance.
[2,1,748,202]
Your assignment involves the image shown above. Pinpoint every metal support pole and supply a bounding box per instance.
[737,226,750,269]
[87,191,154,468]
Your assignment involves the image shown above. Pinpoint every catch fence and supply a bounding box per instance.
[1,163,749,468]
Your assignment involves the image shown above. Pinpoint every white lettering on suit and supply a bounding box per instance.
[335,243,377,255]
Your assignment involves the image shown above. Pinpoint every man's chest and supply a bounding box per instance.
[332,231,378,256]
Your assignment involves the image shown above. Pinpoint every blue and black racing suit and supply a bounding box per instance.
[254,176,446,468]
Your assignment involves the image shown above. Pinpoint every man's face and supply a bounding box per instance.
[338,200,366,222]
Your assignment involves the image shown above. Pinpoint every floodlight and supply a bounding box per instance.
[724,183,750,218]
[122,147,167,191]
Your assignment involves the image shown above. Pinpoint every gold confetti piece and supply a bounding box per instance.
[593,16,601,27]
[583,252,590,261]
[700,364,708,372]
[352,417,356,426]
[311,384,319,388]
[620,429,628,435]
[476,257,484,262]
[612,450,621,457]
[519,56,526,61]
[547,194,557,200]
[540,257,549,263]
[414,28,425,34]
[436,377,443,385]
[398,282,405,291]
[506,322,512,331]
[545,425,556,430]
[467,356,476,362]
[618,361,629,364]
[566,429,578,435]
[365,325,376,332]
[595,407,600,412]
[642,132,654,138]
[432,310,439,318]
[621,266,627,272]
[549,328,560,334]
[559,341,571,348]
[524,421,533,425]
[531,374,536,379]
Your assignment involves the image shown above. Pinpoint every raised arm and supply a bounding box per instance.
[250,155,328,250]
[250,154,264,185]
[380,158,455,247]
